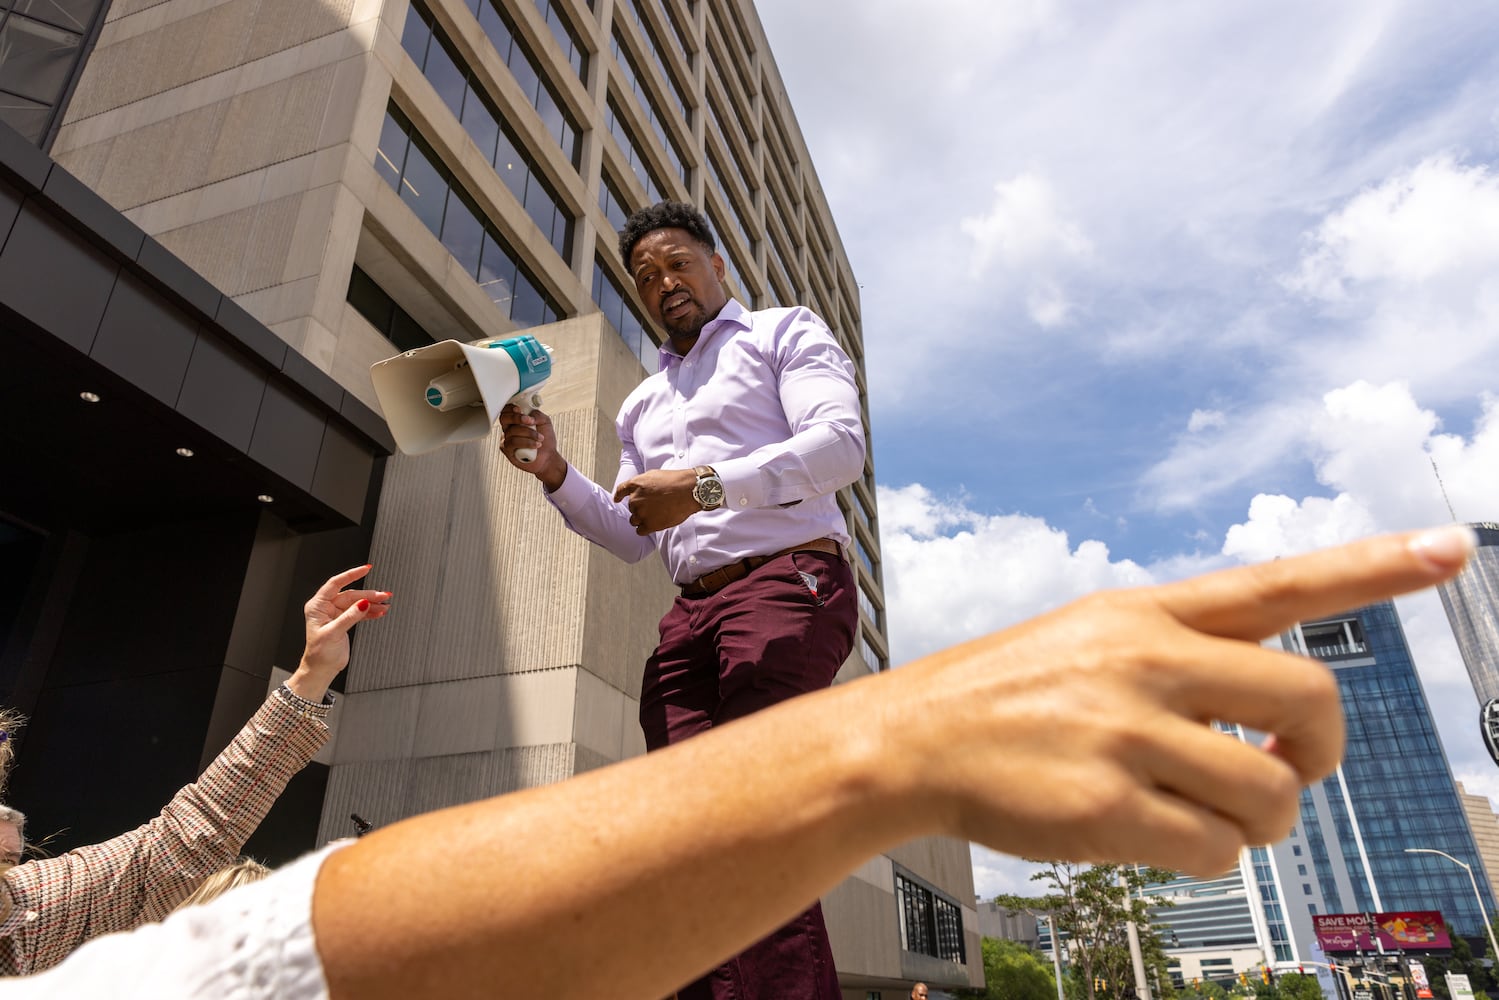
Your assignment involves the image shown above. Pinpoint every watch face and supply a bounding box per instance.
[695,477,725,509]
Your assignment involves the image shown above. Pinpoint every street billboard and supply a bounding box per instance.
[1313,912,1451,953]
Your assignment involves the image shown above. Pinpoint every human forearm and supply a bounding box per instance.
[713,418,865,509]
[309,527,1473,1000]
[314,676,917,1000]
[549,462,658,561]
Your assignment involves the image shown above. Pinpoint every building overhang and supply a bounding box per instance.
[0,123,394,535]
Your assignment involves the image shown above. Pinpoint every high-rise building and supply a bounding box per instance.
[1455,781,1499,909]
[1274,603,1496,950]
[1436,522,1499,760]
[0,1,979,994]
[1129,603,1496,995]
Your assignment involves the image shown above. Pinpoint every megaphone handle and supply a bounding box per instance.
[512,391,543,464]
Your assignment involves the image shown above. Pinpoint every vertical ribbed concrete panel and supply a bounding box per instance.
[319,757,414,840]
[497,744,577,792]
[321,314,677,843]
[404,751,500,817]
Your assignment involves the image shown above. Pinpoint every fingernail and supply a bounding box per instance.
[357,598,370,611]
[1409,524,1478,570]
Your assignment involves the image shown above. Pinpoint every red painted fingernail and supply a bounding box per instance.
[357,599,370,611]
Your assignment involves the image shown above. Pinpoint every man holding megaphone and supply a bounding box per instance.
[499,201,864,1000]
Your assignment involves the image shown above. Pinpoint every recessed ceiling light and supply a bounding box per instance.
[175,447,194,458]
[79,391,100,403]
[257,494,275,503]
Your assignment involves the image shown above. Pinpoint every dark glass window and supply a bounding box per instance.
[532,0,587,81]
[614,0,691,121]
[0,1,107,145]
[598,170,632,235]
[610,24,689,185]
[376,104,561,329]
[605,94,666,204]
[346,266,435,352]
[403,2,574,263]
[895,872,965,964]
[592,258,656,372]
[470,0,581,166]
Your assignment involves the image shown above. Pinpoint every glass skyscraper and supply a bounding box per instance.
[1280,602,1496,941]
[1150,601,1499,989]
[1437,522,1499,703]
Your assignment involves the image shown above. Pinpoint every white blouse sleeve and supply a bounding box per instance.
[0,841,351,1000]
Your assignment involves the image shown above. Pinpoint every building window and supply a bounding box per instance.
[470,0,582,165]
[605,93,668,204]
[706,206,750,301]
[401,2,575,262]
[610,23,690,184]
[375,104,561,329]
[0,0,106,146]
[592,258,657,372]
[1302,883,1312,895]
[895,872,965,964]
[531,0,587,81]
[1293,845,1302,856]
[614,0,692,121]
[1297,864,1307,876]
[598,170,632,235]
[346,266,435,351]
[1301,617,1368,659]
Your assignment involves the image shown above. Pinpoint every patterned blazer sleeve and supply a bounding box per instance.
[0,691,329,975]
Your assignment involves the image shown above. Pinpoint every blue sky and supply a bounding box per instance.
[753,0,1499,899]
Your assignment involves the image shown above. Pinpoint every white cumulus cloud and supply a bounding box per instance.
[876,483,1152,667]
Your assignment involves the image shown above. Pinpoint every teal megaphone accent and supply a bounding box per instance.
[487,335,551,393]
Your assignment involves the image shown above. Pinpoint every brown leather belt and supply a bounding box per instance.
[680,537,843,597]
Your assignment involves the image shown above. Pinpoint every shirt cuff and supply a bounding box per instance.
[544,461,592,512]
[710,456,764,511]
[275,683,335,720]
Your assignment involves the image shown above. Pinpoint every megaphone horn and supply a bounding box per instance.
[370,334,553,457]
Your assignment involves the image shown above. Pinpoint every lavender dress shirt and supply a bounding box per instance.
[548,299,864,584]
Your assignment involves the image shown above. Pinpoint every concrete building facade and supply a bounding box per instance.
[1,0,979,994]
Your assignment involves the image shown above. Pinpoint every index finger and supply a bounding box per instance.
[1155,525,1476,641]
[316,564,374,600]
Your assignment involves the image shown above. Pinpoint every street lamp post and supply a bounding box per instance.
[1037,912,1067,1000]
[1403,847,1499,967]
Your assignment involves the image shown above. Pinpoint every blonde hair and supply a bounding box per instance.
[174,857,271,911]
[0,707,26,803]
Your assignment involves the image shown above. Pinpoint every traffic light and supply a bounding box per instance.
[1240,972,1250,987]
[1298,966,1306,976]
[1262,968,1272,984]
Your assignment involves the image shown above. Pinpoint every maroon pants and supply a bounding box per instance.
[641,549,858,1000]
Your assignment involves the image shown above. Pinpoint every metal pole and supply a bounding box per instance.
[1120,871,1153,1000]
[1404,848,1499,968]
[1042,913,1067,1000]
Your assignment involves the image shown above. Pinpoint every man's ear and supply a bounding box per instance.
[711,252,726,282]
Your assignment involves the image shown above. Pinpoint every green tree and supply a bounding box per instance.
[1409,922,1493,999]
[994,862,1177,1000]
[975,937,1059,1000]
[1271,972,1324,1000]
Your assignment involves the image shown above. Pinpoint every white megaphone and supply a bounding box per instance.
[370,334,553,457]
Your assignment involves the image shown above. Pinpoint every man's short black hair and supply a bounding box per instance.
[618,201,716,265]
